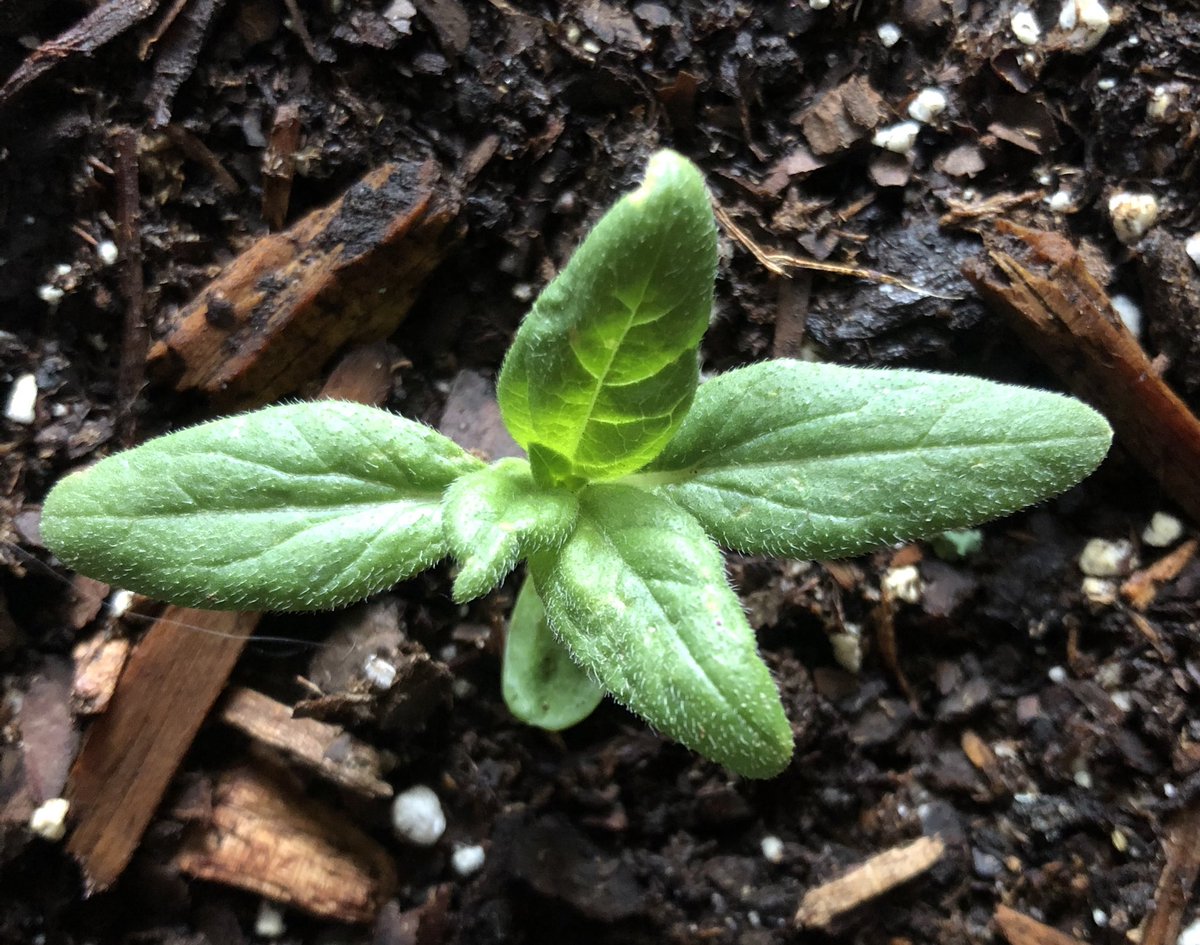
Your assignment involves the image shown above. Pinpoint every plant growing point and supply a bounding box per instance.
[41,149,1113,778]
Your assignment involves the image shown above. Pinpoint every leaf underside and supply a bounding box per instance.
[502,576,605,731]
[640,360,1113,560]
[531,484,793,779]
[497,150,718,487]
[41,401,482,611]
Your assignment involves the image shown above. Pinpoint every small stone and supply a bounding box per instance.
[883,564,923,603]
[877,22,902,46]
[1081,577,1118,607]
[96,240,119,265]
[29,798,70,841]
[1142,512,1183,548]
[255,901,286,938]
[452,843,486,876]
[760,835,785,863]
[1146,86,1173,122]
[5,373,37,424]
[391,785,446,846]
[1010,10,1041,45]
[1078,537,1136,577]
[1047,189,1072,212]
[37,284,64,306]
[1108,191,1159,244]
[1181,233,1200,272]
[1048,665,1067,684]
[363,654,397,690]
[1110,294,1141,337]
[1059,0,1110,48]
[830,628,862,673]
[907,88,947,124]
[872,120,921,154]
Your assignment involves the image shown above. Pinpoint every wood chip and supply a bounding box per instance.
[261,103,303,230]
[218,686,392,799]
[144,0,229,125]
[71,635,130,715]
[0,0,160,104]
[995,905,1089,945]
[413,0,471,56]
[1121,538,1198,610]
[798,76,887,156]
[66,608,259,891]
[174,762,397,923]
[794,835,945,928]
[147,159,463,410]
[1141,794,1200,945]
[963,221,1200,525]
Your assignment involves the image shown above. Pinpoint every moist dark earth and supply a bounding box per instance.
[3,1,1200,943]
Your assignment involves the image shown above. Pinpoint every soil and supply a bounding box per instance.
[2,1,1200,943]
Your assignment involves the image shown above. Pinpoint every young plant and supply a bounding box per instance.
[41,150,1112,778]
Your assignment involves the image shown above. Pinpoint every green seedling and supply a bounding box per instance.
[42,150,1112,778]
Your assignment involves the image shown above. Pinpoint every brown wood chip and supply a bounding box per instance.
[794,835,946,928]
[1141,794,1200,945]
[1121,538,1198,610]
[66,607,260,891]
[261,103,303,230]
[147,159,463,410]
[218,686,392,799]
[0,0,160,104]
[174,762,397,923]
[71,635,130,715]
[995,904,1089,945]
[963,221,1200,525]
[797,76,887,157]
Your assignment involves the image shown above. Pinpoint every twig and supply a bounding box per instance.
[113,128,146,448]
[1121,539,1198,611]
[794,835,945,928]
[714,203,960,300]
[281,0,322,61]
[995,905,1089,945]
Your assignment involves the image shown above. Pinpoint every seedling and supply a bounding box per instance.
[42,151,1112,778]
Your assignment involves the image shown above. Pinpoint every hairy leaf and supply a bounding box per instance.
[41,401,483,611]
[636,361,1112,559]
[442,458,578,602]
[531,484,793,778]
[497,149,717,487]
[502,576,605,731]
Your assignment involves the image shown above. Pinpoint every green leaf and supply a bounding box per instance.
[497,149,717,487]
[442,458,578,602]
[531,484,793,778]
[41,401,483,611]
[502,576,605,731]
[636,360,1112,559]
